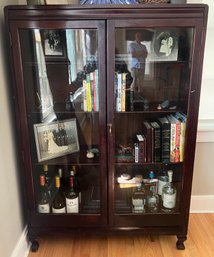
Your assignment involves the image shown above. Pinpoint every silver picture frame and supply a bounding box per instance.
[34,118,79,162]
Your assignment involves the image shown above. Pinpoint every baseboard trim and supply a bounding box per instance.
[190,195,214,213]
[11,225,30,257]
[197,119,214,142]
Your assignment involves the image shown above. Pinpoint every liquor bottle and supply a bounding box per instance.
[58,168,66,187]
[147,171,159,213]
[52,175,66,214]
[65,176,79,213]
[132,183,146,213]
[37,175,50,214]
[157,168,169,197]
[162,170,177,212]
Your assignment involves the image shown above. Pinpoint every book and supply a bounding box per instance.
[167,114,181,163]
[158,116,170,163]
[150,121,161,162]
[121,73,126,112]
[116,73,122,112]
[174,112,186,162]
[82,79,87,112]
[136,134,146,163]
[95,69,99,111]
[86,74,92,112]
[142,121,154,163]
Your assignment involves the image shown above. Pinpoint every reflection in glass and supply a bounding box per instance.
[115,27,193,112]
[34,29,56,123]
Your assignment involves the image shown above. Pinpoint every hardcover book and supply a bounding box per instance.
[150,121,161,162]
[158,116,170,162]
[142,121,154,163]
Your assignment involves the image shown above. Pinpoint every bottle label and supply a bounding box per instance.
[158,180,168,195]
[163,193,176,209]
[52,207,66,214]
[66,197,79,213]
[38,203,50,213]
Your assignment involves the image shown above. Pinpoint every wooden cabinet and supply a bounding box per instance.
[4,4,208,251]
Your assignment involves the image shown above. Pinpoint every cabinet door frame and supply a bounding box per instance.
[9,19,108,228]
[107,18,205,229]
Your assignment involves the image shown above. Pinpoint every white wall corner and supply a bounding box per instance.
[11,226,30,257]
[190,195,214,213]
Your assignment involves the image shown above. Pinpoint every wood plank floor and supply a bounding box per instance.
[28,214,214,257]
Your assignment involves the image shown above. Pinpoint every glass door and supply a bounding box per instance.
[16,20,107,226]
[107,19,199,227]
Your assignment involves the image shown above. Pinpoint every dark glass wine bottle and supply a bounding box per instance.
[52,176,66,214]
[65,177,79,213]
[69,166,81,203]
[37,175,50,214]
[43,164,51,196]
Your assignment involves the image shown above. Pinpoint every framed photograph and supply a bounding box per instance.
[41,29,66,58]
[150,30,179,61]
[34,119,79,162]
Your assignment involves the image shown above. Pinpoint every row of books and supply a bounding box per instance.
[82,69,99,112]
[134,112,186,163]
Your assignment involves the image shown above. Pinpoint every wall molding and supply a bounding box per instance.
[190,195,214,213]
[11,226,30,257]
[197,119,214,142]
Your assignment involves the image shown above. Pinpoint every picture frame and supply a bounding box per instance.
[41,29,66,58]
[34,118,79,162]
[150,30,179,61]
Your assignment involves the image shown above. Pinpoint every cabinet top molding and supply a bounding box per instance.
[4,4,208,21]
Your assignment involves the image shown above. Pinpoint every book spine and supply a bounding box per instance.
[86,74,92,112]
[90,72,94,111]
[134,143,139,163]
[82,79,87,112]
[153,126,161,162]
[117,73,122,112]
[161,123,170,162]
[174,120,181,163]
[170,122,176,163]
[180,122,186,162]
[95,69,99,112]
[121,73,126,112]
[136,135,146,163]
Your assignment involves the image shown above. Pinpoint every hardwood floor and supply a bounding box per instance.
[28,214,214,257]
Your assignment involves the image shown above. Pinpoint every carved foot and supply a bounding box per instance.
[176,235,187,250]
[31,240,39,252]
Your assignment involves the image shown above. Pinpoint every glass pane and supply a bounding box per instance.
[114,27,193,215]
[19,28,100,214]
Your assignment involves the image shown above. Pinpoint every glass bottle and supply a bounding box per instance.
[65,176,79,213]
[37,175,50,214]
[69,166,81,202]
[157,168,169,197]
[147,171,159,213]
[52,176,66,214]
[162,170,177,213]
[43,164,51,196]
[132,183,146,213]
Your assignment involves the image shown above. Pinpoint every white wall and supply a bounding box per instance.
[0,1,28,257]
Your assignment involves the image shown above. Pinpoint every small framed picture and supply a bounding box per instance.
[41,29,66,58]
[34,119,79,162]
[150,30,178,61]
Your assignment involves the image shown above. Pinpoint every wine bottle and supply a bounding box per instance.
[37,175,50,214]
[162,170,177,212]
[43,164,51,196]
[52,175,66,214]
[69,166,81,202]
[65,176,79,213]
